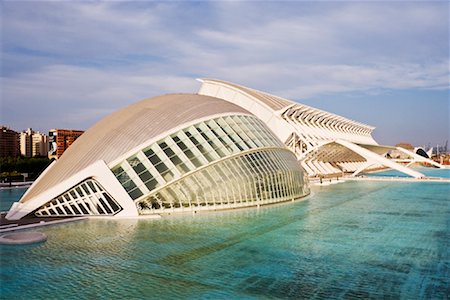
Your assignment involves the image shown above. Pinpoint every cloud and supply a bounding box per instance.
[1,64,198,131]
[275,61,450,99]
[1,0,448,144]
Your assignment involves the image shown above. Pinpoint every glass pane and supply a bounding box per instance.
[81,184,90,195]
[163,146,176,159]
[183,149,202,168]
[185,130,201,146]
[155,162,169,174]
[161,170,174,182]
[138,171,153,183]
[87,181,97,192]
[129,188,143,200]
[145,179,159,191]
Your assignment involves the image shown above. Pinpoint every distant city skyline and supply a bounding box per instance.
[1,1,449,147]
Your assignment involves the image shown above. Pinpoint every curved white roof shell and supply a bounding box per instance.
[21,94,249,204]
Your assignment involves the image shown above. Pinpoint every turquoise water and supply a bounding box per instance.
[1,170,449,299]
[0,187,27,212]
[364,166,450,178]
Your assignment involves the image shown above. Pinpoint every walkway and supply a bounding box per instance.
[344,176,450,183]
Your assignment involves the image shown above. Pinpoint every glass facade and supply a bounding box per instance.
[35,179,121,217]
[138,149,309,214]
[111,114,309,215]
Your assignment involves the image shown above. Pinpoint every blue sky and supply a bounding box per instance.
[1,1,448,147]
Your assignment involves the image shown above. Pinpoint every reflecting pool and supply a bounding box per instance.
[0,187,27,212]
[1,171,449,299]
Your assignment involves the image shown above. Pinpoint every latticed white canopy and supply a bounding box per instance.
[198,79,441,178]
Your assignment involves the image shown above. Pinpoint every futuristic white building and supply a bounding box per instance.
[6,94,310,220]
[198,79,443,178]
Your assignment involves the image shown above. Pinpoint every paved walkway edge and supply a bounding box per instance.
[0,217,88,234]
[344,176,450,183]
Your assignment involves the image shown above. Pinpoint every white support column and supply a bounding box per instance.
[336,140,425,178]
[396,147,444,169]
[352,161,376,177]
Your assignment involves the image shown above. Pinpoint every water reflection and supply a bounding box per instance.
[1,176,449,299]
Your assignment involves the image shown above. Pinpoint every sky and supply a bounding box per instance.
[1,1,449,147]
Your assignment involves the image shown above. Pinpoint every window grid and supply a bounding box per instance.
[136,149,309,214]
[229,116,259,149]
[225,116,254,149]
[111,115,307,205]
[35,179,122,217]
[205,119,240,154]
[195,123,229,158]
[222,160,243,204]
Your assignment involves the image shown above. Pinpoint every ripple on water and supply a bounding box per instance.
[1,176,449,299]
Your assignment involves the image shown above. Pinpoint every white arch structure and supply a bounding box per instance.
[301,140,424,178]
[397,147,443,169]
[198,79,443,178]
[6,94,310,220]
